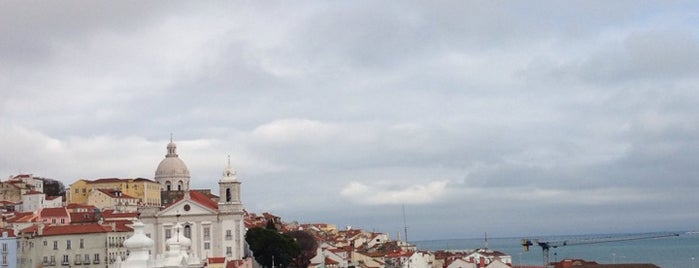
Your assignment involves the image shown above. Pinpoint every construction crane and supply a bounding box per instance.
[521,232,679,267]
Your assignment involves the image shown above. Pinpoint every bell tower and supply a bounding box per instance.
[218,155,242,212]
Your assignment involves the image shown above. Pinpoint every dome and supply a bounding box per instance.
[154,138,191,190]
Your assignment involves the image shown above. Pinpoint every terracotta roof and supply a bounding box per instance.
[20,223,132,236]
[40,207,69,218]
[208,257,226,264]
[226,259,247,268]
[0,228,15,237]
[325,257,339,265]
[6,212,37,223]
[189,190,218,211]
[69,212,99,223]
[66,203,97,210]
[133,177,156,183]
[102,209,140,219]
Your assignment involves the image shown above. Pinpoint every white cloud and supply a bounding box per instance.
[340,180,448,205]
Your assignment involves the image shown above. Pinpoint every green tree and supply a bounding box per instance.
[246,227,301,268]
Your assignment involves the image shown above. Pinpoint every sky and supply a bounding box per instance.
[1,1,699,241]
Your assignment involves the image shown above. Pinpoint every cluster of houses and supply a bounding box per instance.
[0,140,515,268]
[0,172,515,268]
[265,222,513,268]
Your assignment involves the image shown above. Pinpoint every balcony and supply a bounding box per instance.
[62,261,69,266]
[74,260,82,265]
[93,259,100,264]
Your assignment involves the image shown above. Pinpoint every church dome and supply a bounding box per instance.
[154,139,191,190]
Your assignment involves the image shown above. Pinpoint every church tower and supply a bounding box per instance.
[154,137,191,191]
[218,156,242,212]
[218,156,245,260]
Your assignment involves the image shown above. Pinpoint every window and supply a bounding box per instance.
[80,239,84,249]
[226,188,232,202]
[53,241,58,250]
[60,218,65,224]
[43,257,48,264]
[1,243,6,252]
[184,225,191,238]
[203,227,210,240]
[66,240,71,249]
[50,256,55,264]
[82,188,86,193]
[226,230,232,240]
[75,189,79,194]
[62,255,69,264]
[165,229,171,239]
[75,254,81,264]
[94,254,100,264]
[51,219,56,224]
[204,242,210,250]
[226,247,232,256]
[84,254,90,263]
[43,240,47,247]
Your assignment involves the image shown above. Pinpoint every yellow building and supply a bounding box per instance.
[68,178,161,207]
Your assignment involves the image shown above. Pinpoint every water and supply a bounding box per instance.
[413,232,699,268]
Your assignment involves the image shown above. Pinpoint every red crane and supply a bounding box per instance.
[521,232,679,267]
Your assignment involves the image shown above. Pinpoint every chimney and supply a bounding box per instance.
[110,222,116,232]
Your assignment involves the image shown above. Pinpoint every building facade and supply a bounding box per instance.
[67,178,161,207]
[17,222,132,268]
[140,140,246,262]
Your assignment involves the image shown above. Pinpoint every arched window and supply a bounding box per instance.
[184,225,191,238]
[177,180,183,191]
[165,181,172,191]
[226,188,232,202]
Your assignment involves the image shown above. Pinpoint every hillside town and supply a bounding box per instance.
[0,140,515,268]
[1,140,662,268]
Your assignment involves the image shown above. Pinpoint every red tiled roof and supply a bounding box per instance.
[40,207,69,218]
[208,257,226,264]
[226,259,247,268]
[133,177,156,183]
[189,190,218,211]
[101,209,139,219]
[69,212,99,223]
[325,257,339,265]
[20,223,132,236]
[6,212,37,223]
[0,228,15,237]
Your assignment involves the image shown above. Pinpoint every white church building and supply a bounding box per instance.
[139,139,248,263]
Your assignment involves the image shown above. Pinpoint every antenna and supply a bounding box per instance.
[402,204,409,242]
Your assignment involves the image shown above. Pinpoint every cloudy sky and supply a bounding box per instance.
[2,1,699,240]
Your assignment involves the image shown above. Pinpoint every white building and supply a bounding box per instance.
[20,190,62,212]
[17,222,133,268]
[140,140,246,262]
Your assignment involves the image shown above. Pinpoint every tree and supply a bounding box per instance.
[285,230,318,268]
[42,178,65,197]
[246,227,301,268]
